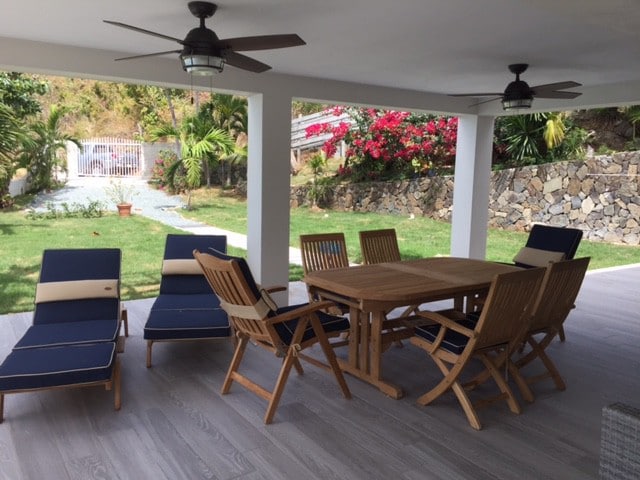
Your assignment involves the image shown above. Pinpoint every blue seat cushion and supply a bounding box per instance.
[414,318,477,355]
[273,304,350,346]
[13,319,120,350]
[39,249,121,283]
[150,293,220,311]
[33,298,121,325]
[144,308,230,340]
[0,342,116,392]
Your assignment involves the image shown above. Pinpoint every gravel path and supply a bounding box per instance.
[29,177,303,264]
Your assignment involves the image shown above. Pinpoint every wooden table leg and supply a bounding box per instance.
[348,306,360,370]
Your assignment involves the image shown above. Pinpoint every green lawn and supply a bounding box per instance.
[185,188,640,271]
[2,187,639,314]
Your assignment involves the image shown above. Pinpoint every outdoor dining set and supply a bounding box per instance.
[0,225,588,431]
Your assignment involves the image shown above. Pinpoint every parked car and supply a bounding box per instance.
[79,143,140,176]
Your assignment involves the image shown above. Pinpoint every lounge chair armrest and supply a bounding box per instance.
[417,311,476,338]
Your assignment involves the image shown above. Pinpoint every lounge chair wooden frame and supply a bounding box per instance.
[410,267,546,430]
[193,250,351,425]
[0,359,121,423]
[514,257,590,399]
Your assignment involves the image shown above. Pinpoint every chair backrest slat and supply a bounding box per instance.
[359,228,401,264]
[300,233,349,274]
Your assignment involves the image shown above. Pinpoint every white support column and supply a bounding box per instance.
[450,115,495,259]
[247,92,292,304]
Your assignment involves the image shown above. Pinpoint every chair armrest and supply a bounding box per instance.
[266,300,337,324]
[417,311,476,338]
[263,285,287,294]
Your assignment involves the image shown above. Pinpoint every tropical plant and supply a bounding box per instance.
[19,105,81,192]
[494,112,589,166]
[150,113,235,208]
[0,103,26,204]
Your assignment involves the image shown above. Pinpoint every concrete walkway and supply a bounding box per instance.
[30,177,304,264]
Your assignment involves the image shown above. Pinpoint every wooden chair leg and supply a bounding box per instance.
[113,358,122,411]
[479,353,521,415]
[121,309,129,338]
[311,317,351,399]
[0,393,4,424]
[146,340,153,368]
[450,379,482,430]
[558,325,566,342]
[292,357,305,375]
[222,335,249,395]
[265,349,297,424]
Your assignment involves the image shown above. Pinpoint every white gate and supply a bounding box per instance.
[76,137,144,177]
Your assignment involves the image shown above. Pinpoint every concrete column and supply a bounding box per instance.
[450,115,495,259]
[247,92,292,304]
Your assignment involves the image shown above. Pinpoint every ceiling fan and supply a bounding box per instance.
[450,64,582,110]
[104,1,306,75]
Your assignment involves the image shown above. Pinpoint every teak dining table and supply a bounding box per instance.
[303,257,521,398]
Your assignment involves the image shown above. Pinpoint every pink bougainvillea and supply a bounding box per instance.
[305,106,458,181]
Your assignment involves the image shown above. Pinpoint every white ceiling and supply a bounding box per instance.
[2,0,640,115]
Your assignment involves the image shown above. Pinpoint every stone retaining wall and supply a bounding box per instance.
[290,152,640,245]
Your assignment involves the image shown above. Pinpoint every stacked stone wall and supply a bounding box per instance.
[290,152,640,245]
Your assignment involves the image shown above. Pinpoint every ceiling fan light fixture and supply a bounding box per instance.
[502,96,532,110]
[180,53,225,75]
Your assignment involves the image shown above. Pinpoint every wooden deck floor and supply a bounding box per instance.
[1,266,639,479]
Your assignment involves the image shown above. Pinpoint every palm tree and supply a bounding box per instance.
[150,114,235,208]
[205,95,248,186]
[19,105,81,192]
[0,103,27,204]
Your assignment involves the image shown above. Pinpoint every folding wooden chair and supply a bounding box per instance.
[193,249,351,424]
[299,232,351,315]
[359,228,418,347]
[513,257,590,400]
[410,267,546,430]
[513,224,583,341]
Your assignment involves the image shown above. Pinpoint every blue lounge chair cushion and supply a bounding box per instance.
[414,318,477,355]
[160,234,227,295]
[272,304,350,346]
[150,293,220,311]
[33,298,121,325]
[0,342,116,392]
[517,225,583,268]
[144,308,230,340]
[13,319,120,350]
[39,249,121,283]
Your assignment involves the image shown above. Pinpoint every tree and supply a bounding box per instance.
[0,72,48,119]
[19,105,82,191]
[150,114,235,207]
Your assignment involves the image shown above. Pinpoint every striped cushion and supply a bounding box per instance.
[0,343,116,392]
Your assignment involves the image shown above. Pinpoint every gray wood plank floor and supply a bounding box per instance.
[1,267,638,480]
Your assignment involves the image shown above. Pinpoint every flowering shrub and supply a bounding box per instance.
[149,149,187,193]
[305,106,458,181]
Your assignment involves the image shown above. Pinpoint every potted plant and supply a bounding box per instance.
[105,178,136,217]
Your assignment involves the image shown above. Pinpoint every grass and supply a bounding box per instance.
[184,187,640,273]
[2,186,639,314]
[0,207,245,314]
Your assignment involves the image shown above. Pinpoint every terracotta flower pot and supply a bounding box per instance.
[116,203,132,217]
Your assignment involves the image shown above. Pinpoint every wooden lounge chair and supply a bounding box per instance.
[193,249,351,425]
[513,257,590,400]
[143,234,231,368]
[0,248,125,423]
[410,267,546,430]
